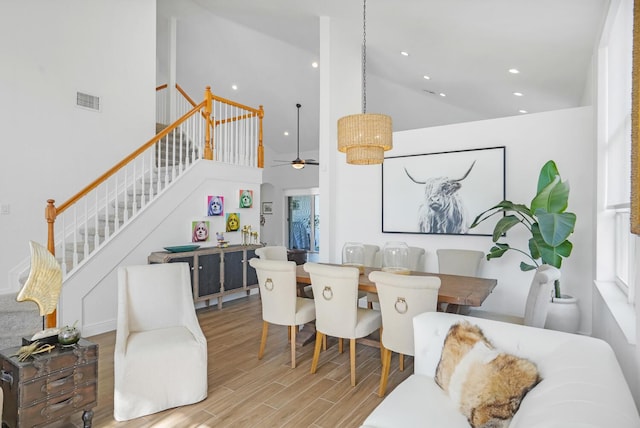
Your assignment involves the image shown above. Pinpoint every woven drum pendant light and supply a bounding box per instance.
[337,0,392,165]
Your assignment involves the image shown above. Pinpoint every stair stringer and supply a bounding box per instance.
[57,160,263,336]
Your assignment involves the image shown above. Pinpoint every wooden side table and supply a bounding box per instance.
[0,339,98,428]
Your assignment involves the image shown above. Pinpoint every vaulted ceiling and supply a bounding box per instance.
[158,0,608,159]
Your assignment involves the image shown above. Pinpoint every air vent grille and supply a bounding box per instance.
[76,92,100,111]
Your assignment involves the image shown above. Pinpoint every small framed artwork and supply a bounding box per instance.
[382,146,505,236]
[192,220,210,242]
[239,189,253,208]
[226,212,240,232]
[262,202,273,215]
[207,195,224,216]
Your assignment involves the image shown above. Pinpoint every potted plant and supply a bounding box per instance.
[470,160,579,332]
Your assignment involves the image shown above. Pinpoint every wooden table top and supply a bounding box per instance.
[295,264,497,307]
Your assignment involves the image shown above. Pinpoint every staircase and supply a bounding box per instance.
[55,124,192,271]
[0,293,42,350]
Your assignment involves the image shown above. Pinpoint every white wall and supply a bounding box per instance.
[329,107,595,334]
[0,0,157,293]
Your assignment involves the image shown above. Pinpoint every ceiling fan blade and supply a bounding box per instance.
[305,161,320,166]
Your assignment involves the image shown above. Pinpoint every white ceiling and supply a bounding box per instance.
[159,0,609,159]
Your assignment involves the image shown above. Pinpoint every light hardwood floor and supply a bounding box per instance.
[65,295,413,427]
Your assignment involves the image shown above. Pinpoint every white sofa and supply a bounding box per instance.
[362,312,640,428]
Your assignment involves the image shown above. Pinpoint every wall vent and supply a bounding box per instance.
[76,91,100,111]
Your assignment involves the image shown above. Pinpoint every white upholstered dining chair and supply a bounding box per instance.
[436,249,484,277]
[363,244,381,267]
[407,246,426,271]
[249,258,316,368]
[114,263,207,421]
[255,245,313,297]
[368,246,426,309]
[436,249,484,313]
[469,264,560,328]
[304,262,382,386]
[255,245,288,261]
[369,271,441,396]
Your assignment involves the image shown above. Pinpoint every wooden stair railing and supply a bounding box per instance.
[156,84,264,165]
[44,86,263,328]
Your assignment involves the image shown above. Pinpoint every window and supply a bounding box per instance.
[600,0,634,302]
[614,209,635,302]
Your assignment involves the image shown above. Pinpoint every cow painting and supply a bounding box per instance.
[404,161,476,234]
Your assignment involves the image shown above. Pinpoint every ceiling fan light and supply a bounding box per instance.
[337,113,392,165]
[291,162,305,170]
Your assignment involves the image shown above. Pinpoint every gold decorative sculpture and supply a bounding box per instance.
[17,241,62,316]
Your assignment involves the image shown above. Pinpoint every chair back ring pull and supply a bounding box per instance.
[322,286,333,300]
[394,297,408,314]
[264,278,274,291]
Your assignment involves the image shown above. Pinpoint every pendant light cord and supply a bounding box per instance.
[362,0,367,114]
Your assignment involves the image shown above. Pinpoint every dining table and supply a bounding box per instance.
[293,263,498,346]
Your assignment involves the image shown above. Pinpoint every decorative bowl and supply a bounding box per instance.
[58,325,81,346]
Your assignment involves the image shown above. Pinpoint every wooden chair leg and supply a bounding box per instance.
[378,347,393,397]
[368,301,374,309]
[338,338,344,354]
[310,331,324,374]
[291,325,297,368]
[288,326,292,343]
[399,353,404,371]
[350,338,357,386]
[323,334,327,350]
[258,321,269,360]
[379,327,384,361]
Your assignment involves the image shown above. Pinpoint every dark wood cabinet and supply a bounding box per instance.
[148,244,261,309]
[0,339,98,428]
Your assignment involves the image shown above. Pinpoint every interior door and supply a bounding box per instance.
[287,194,319,253]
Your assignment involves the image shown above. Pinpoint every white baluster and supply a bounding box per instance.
[94,191,100,250]
[72,206,78,269]
[61,214,67,275]
[104,181,110,239]
[83,198,89,259]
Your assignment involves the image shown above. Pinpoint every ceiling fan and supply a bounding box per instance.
[274,103,319,169]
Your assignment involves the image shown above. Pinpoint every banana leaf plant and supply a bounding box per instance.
[470,160,576,298]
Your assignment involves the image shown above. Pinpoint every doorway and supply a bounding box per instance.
[286,190,319,256]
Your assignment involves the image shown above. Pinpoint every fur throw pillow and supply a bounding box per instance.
[434,321,541,428]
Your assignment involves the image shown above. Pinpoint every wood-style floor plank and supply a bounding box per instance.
[58,295,413,427]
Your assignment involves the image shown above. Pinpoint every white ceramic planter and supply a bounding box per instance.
[545,294,580,333]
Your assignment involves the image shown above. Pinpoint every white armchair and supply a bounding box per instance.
[114,263,208,421]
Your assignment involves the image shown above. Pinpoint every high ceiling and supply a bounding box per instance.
[159,0,608,159]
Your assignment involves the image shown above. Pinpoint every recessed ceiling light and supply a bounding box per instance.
[423,75,431,80]
[509,68,520,74]
[311,61,319,68]
[231,84,238,90]
[400,51,409,56]
[284,131,289,136]
[439,93,446,97]
[513,92,523,96]
[519,109,528,114]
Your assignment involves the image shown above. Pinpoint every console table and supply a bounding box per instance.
[0,339,98,428]
[148,244,261,309]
